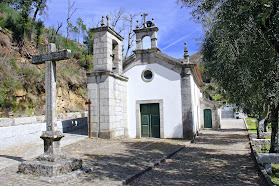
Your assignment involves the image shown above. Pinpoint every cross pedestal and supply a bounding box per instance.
[18,43,82,177]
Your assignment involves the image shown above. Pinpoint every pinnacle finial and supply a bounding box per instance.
[101,16,105,27]
[106,14,110,26]
[184,42,189,61]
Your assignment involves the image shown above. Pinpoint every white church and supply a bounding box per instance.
[86,15,220,140]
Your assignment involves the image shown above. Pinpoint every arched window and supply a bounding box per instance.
[142,36,151,49]
[112,39,118,71]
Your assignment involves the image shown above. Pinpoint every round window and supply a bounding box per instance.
[142,69,154,82]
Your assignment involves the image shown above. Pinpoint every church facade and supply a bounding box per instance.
[86,16,219,140]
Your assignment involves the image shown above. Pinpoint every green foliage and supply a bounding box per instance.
[270,164,279,185]
[34,19,43,47]
[245,118,258,133]
[28,102,35,108]
[179,0,279,152]
[83,29,94,55]
[79,54,93,71]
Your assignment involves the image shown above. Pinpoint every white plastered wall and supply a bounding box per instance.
[124,63,183,138]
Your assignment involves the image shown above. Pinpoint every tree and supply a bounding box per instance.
[76,17,86,43]
[123,13,140,58]
[178,0,279,152]
[15,0,33,55]
[83,28,94,55]
[110,8,125,33]
[28,0,47,41]
[71,25,79,41]
[66,0,77,42]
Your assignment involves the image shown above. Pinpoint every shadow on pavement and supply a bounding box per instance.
[62,139,185,184]
[0,155,25,162]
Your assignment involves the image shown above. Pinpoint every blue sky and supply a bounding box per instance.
[40,0,203,58]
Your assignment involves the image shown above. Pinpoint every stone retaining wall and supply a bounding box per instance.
[0,112,87,127]
[0,112,88,149]
[244,118,275,185]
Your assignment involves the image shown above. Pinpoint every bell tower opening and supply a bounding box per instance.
[112,39,119,71]
[142,36,151,49]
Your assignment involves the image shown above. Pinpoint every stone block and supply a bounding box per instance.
[0,118,13,127]
[13,117,37,126]
[18,158,82,177]
[100,122,109,130]
[99,131,114,139]
[258,153,279,164]
[100,107,109,116]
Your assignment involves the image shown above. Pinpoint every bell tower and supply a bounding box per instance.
[134,14,159,50]
[91,15,124,74]
[87,15,128,139]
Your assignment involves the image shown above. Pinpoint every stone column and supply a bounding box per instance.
[181,67,194,140]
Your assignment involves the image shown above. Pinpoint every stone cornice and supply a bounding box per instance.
[86,71,129,82]
[90,26,124,41]
[133,27,159,33]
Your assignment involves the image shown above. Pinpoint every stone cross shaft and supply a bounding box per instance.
[32,43,71,155]
[32,44,71,132]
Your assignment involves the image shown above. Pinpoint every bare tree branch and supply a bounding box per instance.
[124,13,141,58]
[66,0,77,42]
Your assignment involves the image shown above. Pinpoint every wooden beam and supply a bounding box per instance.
[32,49,71,64]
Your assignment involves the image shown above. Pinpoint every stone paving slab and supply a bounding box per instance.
[0,137,186,185]
[129,119,264,185]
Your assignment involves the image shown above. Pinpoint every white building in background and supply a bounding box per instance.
[86,15,220,140]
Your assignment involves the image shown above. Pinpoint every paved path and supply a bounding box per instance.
[129,119,263,185]
[0,132,186,185]
[0,119,264,185]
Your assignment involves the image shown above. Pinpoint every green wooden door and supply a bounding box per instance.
[140,103,160,138]
[204,109,212,128]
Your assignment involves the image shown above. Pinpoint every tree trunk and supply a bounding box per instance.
[257,117,265,139]
[28,1,42,41]
[269,104,279,153]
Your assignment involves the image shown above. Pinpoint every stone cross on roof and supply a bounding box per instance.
[141,13,148,28]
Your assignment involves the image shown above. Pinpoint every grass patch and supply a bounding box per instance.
[245,118,257,133]
[270,164,279,185]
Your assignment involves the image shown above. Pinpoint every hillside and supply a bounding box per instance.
[190,51,228,104]
[0,4,89,117]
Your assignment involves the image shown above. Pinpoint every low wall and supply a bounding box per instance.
[0,112,88,149]
[244,118,275,185]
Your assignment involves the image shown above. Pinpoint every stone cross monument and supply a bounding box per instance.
[18,43,82,177]
[32,43,70,155]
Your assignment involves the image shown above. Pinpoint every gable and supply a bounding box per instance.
[123,49,203,86]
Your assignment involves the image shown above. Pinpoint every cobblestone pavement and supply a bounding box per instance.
[129,119,264,185]
[0,130,186,185]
